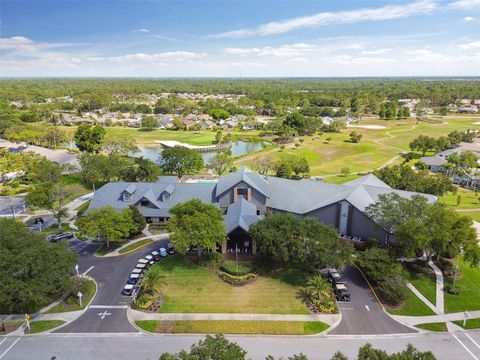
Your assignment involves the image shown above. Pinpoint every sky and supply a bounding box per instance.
[1,0,480,77]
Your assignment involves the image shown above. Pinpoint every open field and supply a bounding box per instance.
[236,117,480,176]
[444,259,480,313]
[153,256,308,314]
[61,126,262,146]
[135,320,329,335]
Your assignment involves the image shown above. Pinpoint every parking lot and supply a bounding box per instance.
[328,266,416,335]
[0,194,26,216]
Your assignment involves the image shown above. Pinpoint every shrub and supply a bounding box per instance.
[217,271,257,286]
[196,251,224,268]
[220,261,254,276]
[135,293,153,309]
[66,276,90,296]
[377,274,407,304]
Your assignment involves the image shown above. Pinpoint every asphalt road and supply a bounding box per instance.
[0,195,25,216]
[329,266,416,335]
[2,331,480,360]
[55,239,170,333]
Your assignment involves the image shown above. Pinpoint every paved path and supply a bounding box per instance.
[3,330,480,360]
[129,309,340,325]
[428,260,445,315]
[393,310,480,326]
[328,266,415,335]
[406,283,437,314]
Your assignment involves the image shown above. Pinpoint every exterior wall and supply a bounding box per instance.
[249,188,267,214]
[349,207,389,244]
[217,185,267,214]
[218,191,234,210]
[304,203,338,227]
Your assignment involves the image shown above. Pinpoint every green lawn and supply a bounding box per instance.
[323,174,361,184]
[386,288,436,316]
[29,320,66,334]
[454,318,480,330]
[94,240,124,256]
[445,259,480,313]
[439,188,480,210]
[118,239,153,254]
[153,256,308,314]
[464,211,480,222]
[61,173,107,195]
[46,279,96,313]
[406,269,437,306]
[135,320,329,335]
[236,117,478,176]
[415,322,448,332]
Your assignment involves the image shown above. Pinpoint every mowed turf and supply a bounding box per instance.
[444,259,480,313]
[237,116,480,176]
[135,320,329,335]
[386,287,436,316]
[439,189,480,210]
[155,256,308,314]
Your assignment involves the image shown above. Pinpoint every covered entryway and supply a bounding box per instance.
[226,227,253,254]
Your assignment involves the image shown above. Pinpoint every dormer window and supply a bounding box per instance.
[122,192,131,201]
[162,192,170,202]
[140,198,150,206]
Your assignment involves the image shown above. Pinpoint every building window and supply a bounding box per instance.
[237,187,248,199]
[140,199,150,206]
[145,217,152,223]
[256,209,260,215]
[123,193,130,201]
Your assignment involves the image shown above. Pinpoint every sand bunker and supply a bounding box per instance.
[347,125,387,130]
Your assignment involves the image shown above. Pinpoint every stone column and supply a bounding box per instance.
[247,188,252,202]
[233,187,238,203]
[252,240,257,255]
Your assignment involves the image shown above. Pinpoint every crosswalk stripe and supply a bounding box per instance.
[0,338,21,360]
[466,333,480,350]
[453,334,479,360]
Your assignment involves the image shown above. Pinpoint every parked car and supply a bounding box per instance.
[131,268,144,275]
[151,251,161,262]
[159,247,168,258]
[326,268,339,283]
[127,273,141,285]
[330,272,346,286]
[33,217,44,225]
[46,232,75,243]
[122,284,134,296]
[334,284,351,302]
[167,242,176,255]
[135,263,148,270]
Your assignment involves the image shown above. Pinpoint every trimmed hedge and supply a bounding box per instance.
[217,271,257,286]
[220,260,253,276]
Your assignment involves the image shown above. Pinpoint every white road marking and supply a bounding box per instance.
[365,305,370,311]
[82,266,94,275]
[453,334,479,360]
[90,305,128,309]
[0,338,21,360]
[466,333,480,350]
[97,311,112,320]
[341,307,355,310]
[0,338,7,347]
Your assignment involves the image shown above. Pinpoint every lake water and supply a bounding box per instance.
[64,140,270,163]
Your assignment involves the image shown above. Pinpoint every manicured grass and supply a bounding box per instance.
[323,174,361,184]
[237,117,477,176]
[416,322,448,332]
[61,173,107,195]
[46,279,96,313]
[386,288,436,316]
[94,240,124,256]
[439,188,480,210]
[136,320,329,335]
[454,318,480,330]
[154,256,309,314]
[29,320,66,334]
[135,320,160,333]
[220,260,253,275]
[406,270,437,306]
[464,211,480,222]
[118,239,153,254]
[0,321,22,334]
[444,259,480,313]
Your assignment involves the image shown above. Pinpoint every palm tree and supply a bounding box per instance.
[142,270,166,295]
[307,275,329,300]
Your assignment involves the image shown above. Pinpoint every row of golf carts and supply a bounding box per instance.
[326,268,351,302]
[121,243,175,296]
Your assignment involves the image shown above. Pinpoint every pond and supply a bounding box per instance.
[64,140,270,163]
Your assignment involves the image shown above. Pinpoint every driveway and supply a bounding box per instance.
[55,238,170,333]
[329,266,416,335]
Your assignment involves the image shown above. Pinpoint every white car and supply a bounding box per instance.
[131,268,143,274]
[122,284,134,296]
[135,263,147,270]
[138,258,150,264]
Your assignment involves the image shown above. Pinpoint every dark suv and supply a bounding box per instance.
[334,284,351,302]
[46,232,74,242]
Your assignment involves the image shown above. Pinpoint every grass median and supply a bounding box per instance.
[46,279,96,313]
[29,320,66,334]
[415,322,447,332]
[119,239,153,254]
[135,320,329,335]
[454,318,480,330]
[386,287,436,316]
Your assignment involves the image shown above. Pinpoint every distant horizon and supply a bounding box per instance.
[1,76,480,80]
[1,1,479,77]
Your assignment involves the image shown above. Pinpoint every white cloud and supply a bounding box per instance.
[405,48,450,62]
[225,43,318,58]
[211,0,437,38]
[109,51,208,62]
[447,0,480,9]
[462,16,475,22]
[459,40,480,49]
[330,55,396,64]
[132,28,150,33]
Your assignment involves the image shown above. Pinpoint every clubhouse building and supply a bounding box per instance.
[89,168,436,253]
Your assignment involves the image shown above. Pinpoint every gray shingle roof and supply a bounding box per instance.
[216,168,270,198]
[224,198,263,234]
[420,155,447,166]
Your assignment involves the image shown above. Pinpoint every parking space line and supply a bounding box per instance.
[0,338,20,360]
[0,338,7,347]
[82,266,94,275]
[453,334,479,360]
[466,333,480,350]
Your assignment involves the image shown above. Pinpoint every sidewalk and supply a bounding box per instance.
[428,260,445,314]
[128,308,340,326]
[393,310,480,326]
